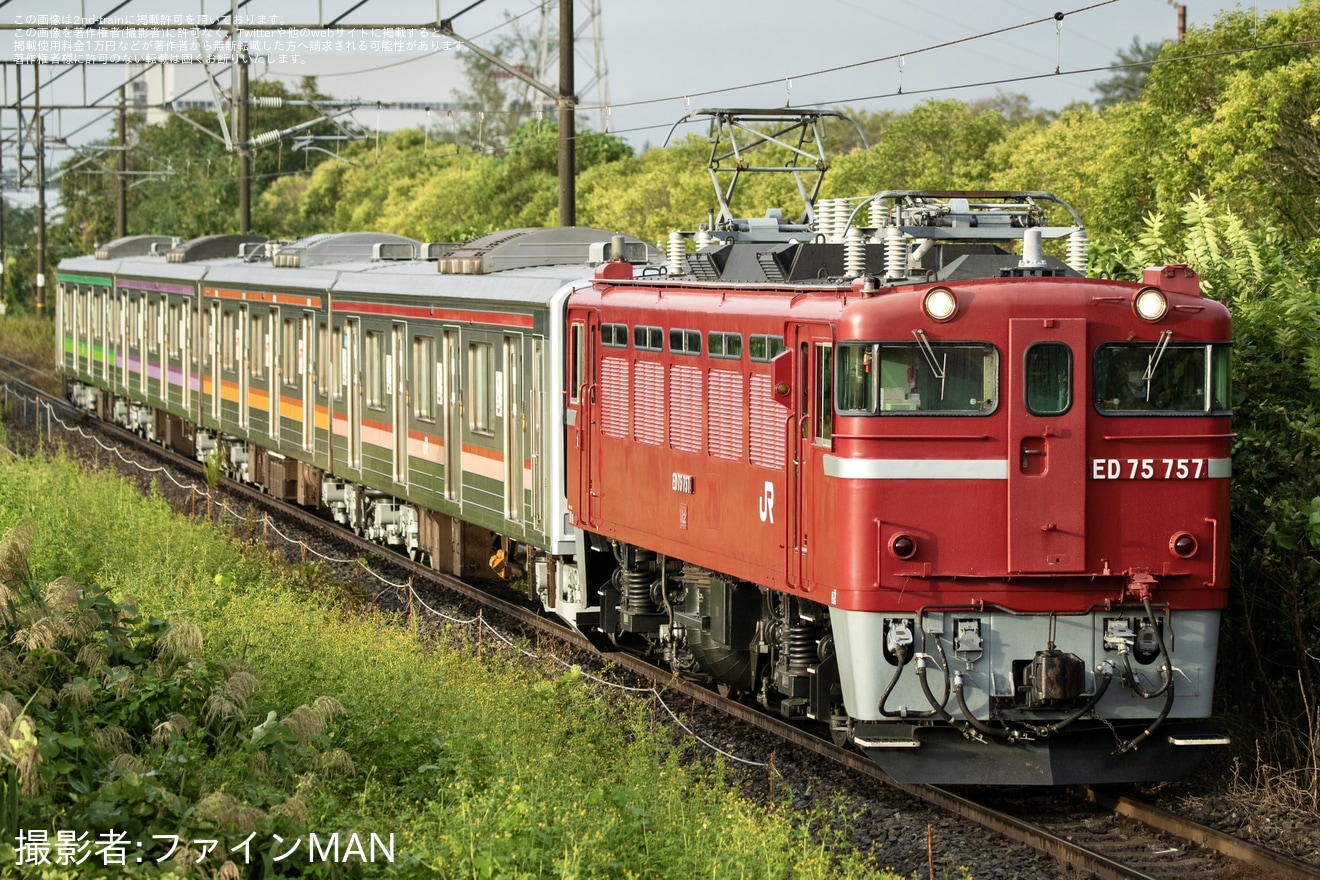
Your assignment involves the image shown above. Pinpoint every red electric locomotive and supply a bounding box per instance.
[561,112,1231,784]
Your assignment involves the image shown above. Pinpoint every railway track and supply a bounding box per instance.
[2,357,1317,880]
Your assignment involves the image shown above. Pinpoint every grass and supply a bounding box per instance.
[0,314,58,393]
[0,446,908,879]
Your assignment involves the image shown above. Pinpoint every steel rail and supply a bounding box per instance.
[1081,787,1320,880]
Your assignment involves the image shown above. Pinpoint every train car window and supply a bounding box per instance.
[633,325,663,351]
[469,342,494,434]
[147,299,159,353]
[835,342,997,414]
[815,344,834,445]
[248,313,265,378]
[749,334,786,362]
[221,311,234,370]
[61,289,73,337]
[364,331,383,409]
[168,303,180,357]
[317,323,330,395]
[1025,343,1072,415]
[569,322,585,403]
[600,323,629,348]
[413,336,436,421]
[669,328,702,356]
[282,319,298,387]
[332,326,344,400]
[708,332,743,359]
[1094,343,1231,415]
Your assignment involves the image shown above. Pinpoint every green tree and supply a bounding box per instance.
[1092,37,1164,108]
[1131,3,1320,238]
[54,77,338,252]
[825,99,1016,198]
[446,17,542,155]
[0,201,37,312]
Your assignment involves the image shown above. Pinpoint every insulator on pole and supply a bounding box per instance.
[884,225,908,283]
[249,130,283,148]
[816,199,835,241]
[845,226,866,278]
[666,231,686,276]
[1068,227,1089,275]
[833,197,855,244]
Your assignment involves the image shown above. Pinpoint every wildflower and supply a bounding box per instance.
[157,620,204,662]
[282,705,326,745]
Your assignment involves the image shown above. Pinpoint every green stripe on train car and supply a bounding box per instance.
[55,274,113,287]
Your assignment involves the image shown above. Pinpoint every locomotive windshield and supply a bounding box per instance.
[836,342,997,414]
[1094,343,1231,414]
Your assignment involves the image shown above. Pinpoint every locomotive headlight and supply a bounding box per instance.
[1170,532,1198,558]
[889,534,918,560]
[923,287,958,322]
[1134,287,1168,322]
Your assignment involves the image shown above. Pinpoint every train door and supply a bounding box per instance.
[787,323,834,592]
[112,290,126,393]
[154,296,166,403]
[99,291,110,383]
[392,321,408,486]
[179,298,191,410]
[302,312,315,452]
[528,337,545,531]
[443,327,462,503]
[164,298,177,407]
[238,305,249,430]
[268,307,280,442]
[209,302,221,421]
[503,334,523,521]
[137,294,148,398]
[567,312,601,527]
[320,320,335,468]
[345,318,360,469]
[73,285,85,376]
[1007,318,1087,572]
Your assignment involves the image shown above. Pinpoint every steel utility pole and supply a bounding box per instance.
[558,0,575,228]
[238,45,251,234]
[117,86,128,238]
[1,103,6,307]
[35,60,45,317]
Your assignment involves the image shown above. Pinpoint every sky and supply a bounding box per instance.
[0,1,1297,164]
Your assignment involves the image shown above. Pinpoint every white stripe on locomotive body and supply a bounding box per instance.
[824,456,1010,480]
[824,456,1233,481]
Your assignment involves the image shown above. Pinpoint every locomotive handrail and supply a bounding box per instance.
[1101,433,1237,441]
[830,433,991,441]
[1204,517,1220,589]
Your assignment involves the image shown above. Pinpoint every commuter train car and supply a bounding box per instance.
[56,123,1231,785]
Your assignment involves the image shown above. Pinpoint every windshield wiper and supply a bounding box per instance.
[912,329,948,401]
[1142,330,1173,399]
